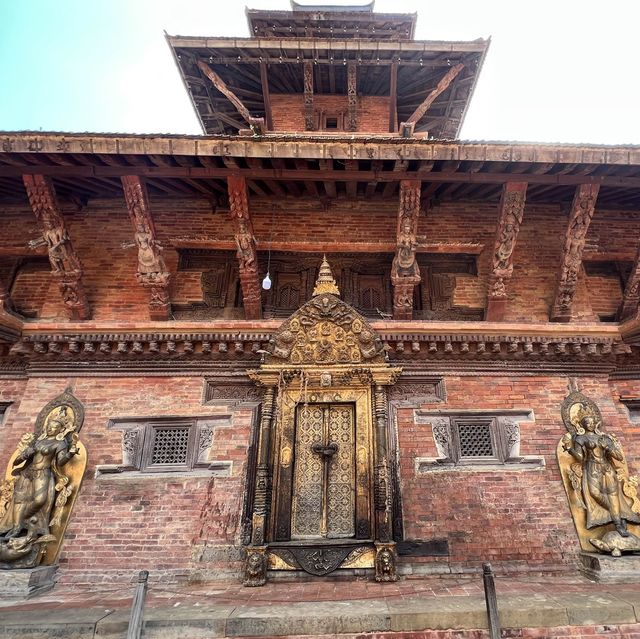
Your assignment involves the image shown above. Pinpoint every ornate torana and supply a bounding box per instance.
[0,388,87,569]
[23,174,90,320]
[121,175,171,320]
[228,176,262,320]
[551,184,599,322]
[268,259,385,366]
[488,182,527,301]
[557,389,640,556]
[391,180,422,320]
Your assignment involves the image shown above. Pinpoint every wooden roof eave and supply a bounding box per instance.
[165,31,208,135]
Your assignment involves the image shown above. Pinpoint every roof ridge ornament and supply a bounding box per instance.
[312,255,340,297]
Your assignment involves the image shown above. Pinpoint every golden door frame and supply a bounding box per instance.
[246,364,400,584]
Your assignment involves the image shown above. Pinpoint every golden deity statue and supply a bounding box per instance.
[558,390,640,556]
[0,389,87,569]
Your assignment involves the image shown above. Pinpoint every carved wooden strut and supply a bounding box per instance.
[23,174,90,320]
[486,182,528,321]
[391,180,422,320]
[227,175,262,319]
[619,240,640,321]
[347,62,358,132]
[303,61,314,131]
[121,175,171,321]
[550,184,600,322]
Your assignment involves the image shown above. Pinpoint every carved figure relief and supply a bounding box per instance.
[558,390,640,555]
[23,175,90,320]
[0,389,87,569]
[303,61,314,131]
[346,62,358,132]
[227,176,261,319]
[489,184,527,299]
[391,181,422,319]
[121,175,171,320]
[551,184,600,320]
[375,543,398,582]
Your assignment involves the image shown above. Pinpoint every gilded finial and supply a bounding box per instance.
[313,255,340,296]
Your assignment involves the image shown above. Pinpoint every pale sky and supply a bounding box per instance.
[1,0,639,145]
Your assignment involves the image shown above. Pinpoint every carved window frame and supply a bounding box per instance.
[414,410,544,472]
[101,415,231,477]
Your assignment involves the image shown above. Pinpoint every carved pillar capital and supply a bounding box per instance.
[121,175,171,320]
[391,180,422,320]
[486,182,527,321]
[228,176,262,320]
[550,183,599,322]
[23,174,90,320]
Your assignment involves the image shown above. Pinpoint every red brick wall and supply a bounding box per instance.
[0,377,252,584]
[271,94,391,133]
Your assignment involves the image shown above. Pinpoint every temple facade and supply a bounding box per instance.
[1,2,640,588]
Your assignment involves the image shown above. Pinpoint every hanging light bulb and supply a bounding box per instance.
[262,271,272,290]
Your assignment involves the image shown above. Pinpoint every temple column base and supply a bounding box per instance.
[0,565,58,599]
[578,551,640,583]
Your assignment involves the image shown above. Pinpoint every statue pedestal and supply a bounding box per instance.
[579,552,640,583]
[0,565,58,598]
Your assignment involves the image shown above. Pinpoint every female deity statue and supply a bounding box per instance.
[0,390,86,569]
[558,390,640,555]
[562,413,640,536]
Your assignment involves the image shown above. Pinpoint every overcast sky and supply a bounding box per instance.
[1,0,639,145]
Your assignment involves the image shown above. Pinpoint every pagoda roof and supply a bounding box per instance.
[167,34,489,138]
[246,3,416,40]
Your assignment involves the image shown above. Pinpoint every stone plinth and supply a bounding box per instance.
[0,565,58,598]
[579,551,640,583]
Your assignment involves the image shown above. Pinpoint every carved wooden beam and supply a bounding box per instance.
[347,62,358,132]
[389,61,398,133]
[227,175,262,320]
[260,62,273,131]
[391,180,422,320]
[619,241,640,321]
[196,60,265,134]
[303,61,314,131]
[550,183,600,322]
[399,63,464,137]
[121,175,171,321]
[486,182,528,321]
[22,174,90,320]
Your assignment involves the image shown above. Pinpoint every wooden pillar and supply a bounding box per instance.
[486,182,528,321]
[373,384,392,542]
[391,180,422,320]
[347,61,358,132]
[23,174,90,320]
[389,60,398,133]
[227,175,262,319]
[303,61,314,131]
[550,184,600,322]
[620,242,640,320]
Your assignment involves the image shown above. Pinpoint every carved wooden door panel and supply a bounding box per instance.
[290,403,356,540]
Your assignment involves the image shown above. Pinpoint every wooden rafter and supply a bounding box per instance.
[485,182,528,321]
[550,184,600,322]
[196,60,265,133]
[260,62,273,131]
[400,63,464,137]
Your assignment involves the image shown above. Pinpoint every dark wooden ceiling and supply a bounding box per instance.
[1,151,639,210]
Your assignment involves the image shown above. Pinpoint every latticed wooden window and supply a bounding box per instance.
[456,422,494,458]
[449,417,506,464]
[141,422,198,472]
[361,287,382,310]
[278,284,300,309]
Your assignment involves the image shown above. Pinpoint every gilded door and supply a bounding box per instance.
[290,403,356,539]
